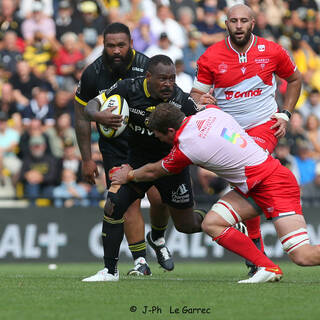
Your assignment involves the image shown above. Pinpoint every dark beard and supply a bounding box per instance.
[229,30,252,47]
[103,49,133,77]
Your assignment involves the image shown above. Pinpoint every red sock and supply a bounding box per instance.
[214,227,277,268]
[246,216,261,239]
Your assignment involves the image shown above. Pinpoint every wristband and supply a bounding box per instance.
[273,112,289,122]
[127,170,136,182]
[281,109,292,119]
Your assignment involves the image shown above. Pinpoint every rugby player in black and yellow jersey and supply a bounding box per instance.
[82,55,207,281]
[74,23,173,281]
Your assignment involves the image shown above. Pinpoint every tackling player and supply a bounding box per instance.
[74,23,173,281]
[82,55,207,281]
[111,103,320,283]
[190,4,302,275]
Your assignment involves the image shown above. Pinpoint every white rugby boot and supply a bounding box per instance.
[238,266,283,284]
[82,268,119,282]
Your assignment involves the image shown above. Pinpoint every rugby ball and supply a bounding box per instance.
[98,94,129,138]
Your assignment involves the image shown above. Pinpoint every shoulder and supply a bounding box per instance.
[83,55,105,77]
[133,51,150,68]
[199,39,227,60]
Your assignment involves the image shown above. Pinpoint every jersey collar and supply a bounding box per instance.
[227,34,256,63]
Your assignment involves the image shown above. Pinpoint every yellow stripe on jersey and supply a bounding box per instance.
[75,95,87,106]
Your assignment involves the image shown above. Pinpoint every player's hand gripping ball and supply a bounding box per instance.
[98,94,129,138]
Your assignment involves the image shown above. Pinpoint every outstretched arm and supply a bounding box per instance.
[111,161,170,185]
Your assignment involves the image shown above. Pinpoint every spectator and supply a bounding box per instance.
[301,162,320,206]
[19,0,54,18]
[289,0,320,30]
[305,113,320,159]
[77,1,107,53]
[182,28,206,77]
[0,0,23,42]
[9,60,46,110]
[52,90,74,121]
[286,111,309,156]
[21,87,55,129]
[53,32,84,87]
[19,134,61,204]
[195,6,225,47]
[294,140,317,185]
[46,113,78,158]
[54,0,82,42]
[0,111,22,185]
[144,32,183,63]
[18,118,51,159]
[175,59,193,93]
[299,89,320,121]
[0,31,23,78]
[53,168,89,208]
[0,83,19,119]
[21,1,56,44]
[273,137,300,183]
[132,17,157,53]
[300,11,320,55]
[150,4,186,48]
[23,31,56,77]
[253,10,279,40]
[170,0,197,21]
[176,6,197,45]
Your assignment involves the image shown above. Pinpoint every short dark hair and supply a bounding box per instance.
[147,55,174,73]
[103,23,131,41]
[148,103,185,134]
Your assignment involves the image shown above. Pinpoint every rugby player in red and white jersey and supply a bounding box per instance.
[111,104,320,283]
[190,4,302,275]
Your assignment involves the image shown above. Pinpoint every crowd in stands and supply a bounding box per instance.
[1,0,320,207]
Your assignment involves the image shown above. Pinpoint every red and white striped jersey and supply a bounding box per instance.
[162,107,280,193]
[193,35,296,129]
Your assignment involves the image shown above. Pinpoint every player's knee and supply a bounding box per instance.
[104,192,127,220]
[174,221,200,234]
[280,228,311,266]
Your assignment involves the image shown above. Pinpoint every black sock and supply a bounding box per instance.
[102,215,124,275]
[151,224,167,241]
[128,240,146,261]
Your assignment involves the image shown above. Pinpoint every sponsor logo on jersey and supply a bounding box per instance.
[146,106,156,112]
[196,116,216,139]
[132,67,144,72]
[128,123,153,136]
[129,108,145,116]
[255,58,269,64]
[168,100,183,109]
[224,88,262,100]
[218,63,228,74]
[172,184,190,203]
[220,128,247,148]
[258,45,265,52]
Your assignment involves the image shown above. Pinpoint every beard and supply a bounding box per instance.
[103,48,133,77]
[228,28,252,47]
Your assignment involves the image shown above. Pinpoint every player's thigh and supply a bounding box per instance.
[123,199,143,224]
[168,206,198,233]
[100,142,127,188]
[146,186,165,207]
[273,214,307,238]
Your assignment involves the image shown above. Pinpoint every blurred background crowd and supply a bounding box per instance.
[1,0,320,208]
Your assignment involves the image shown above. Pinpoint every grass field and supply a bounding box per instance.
[0,261,319,320]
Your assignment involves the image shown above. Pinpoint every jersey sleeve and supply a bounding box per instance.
[193,51,215,92]
[275,45,296,79]
[181,94,200,116]
[74,67,97,106]
[161,145,193,174]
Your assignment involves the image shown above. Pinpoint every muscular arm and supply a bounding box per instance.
[74,100,98,184]
[283,69,302,113]
[271,69,302,138]
[111,161,170,185]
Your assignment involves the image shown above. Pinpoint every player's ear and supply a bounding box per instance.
[130,39,133,48]
[146,71,152,80]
